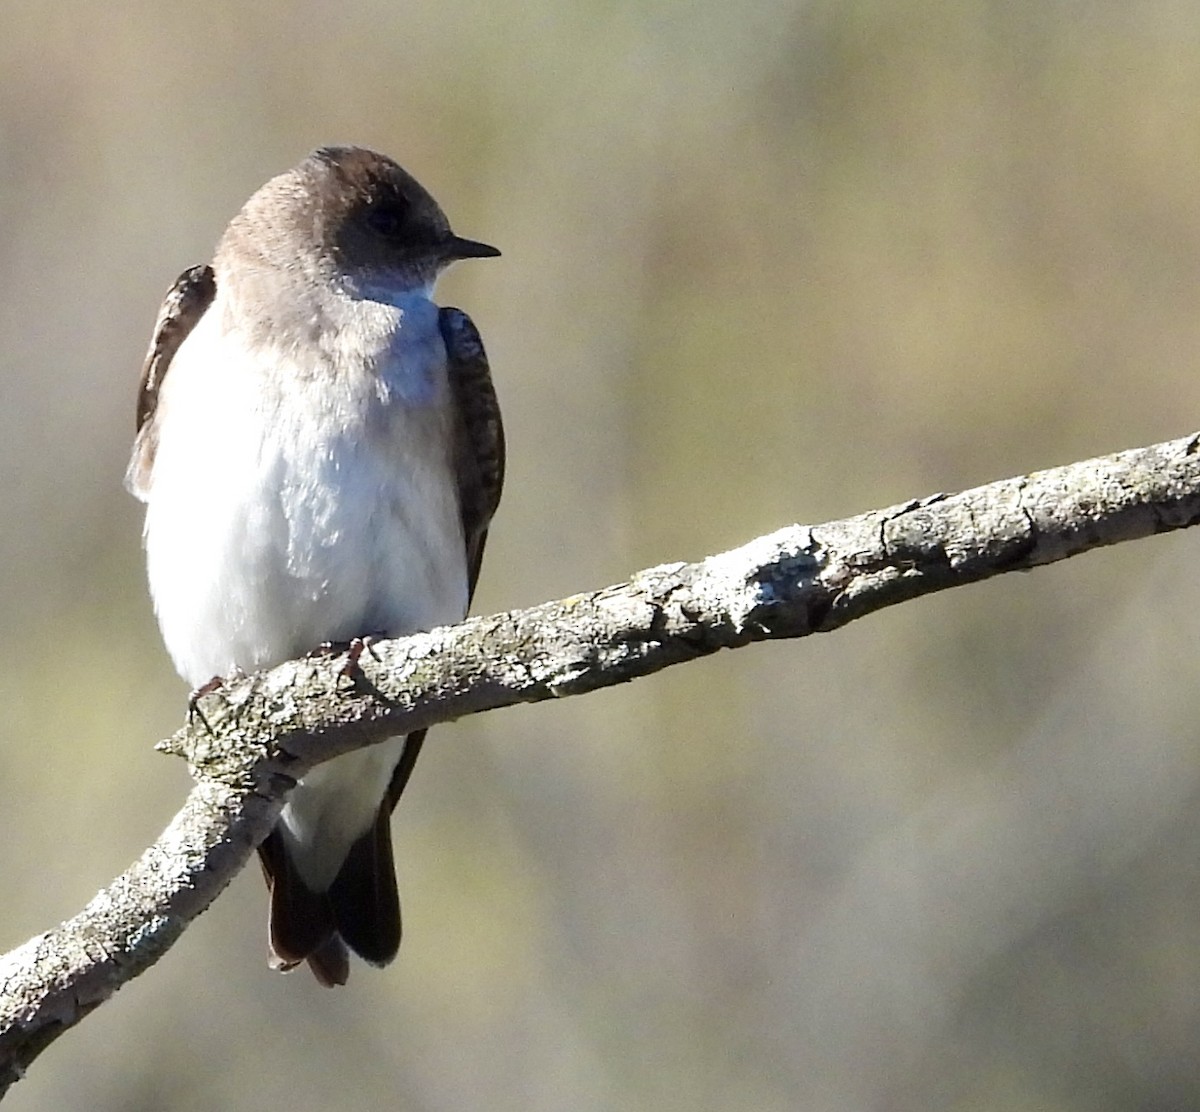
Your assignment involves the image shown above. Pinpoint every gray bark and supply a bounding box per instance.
[2,429,1199,1095]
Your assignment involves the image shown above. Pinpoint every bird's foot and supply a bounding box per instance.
[307,633,385,687]
[187,670,244,733]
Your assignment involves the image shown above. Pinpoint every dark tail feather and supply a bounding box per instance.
[305,936,350,988]
[257,831,349,986]
[385,729,427,810]
[256,730,427,983]
[326,729,426,967]
[328,802,402,966]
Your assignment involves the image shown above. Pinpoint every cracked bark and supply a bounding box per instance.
[2,429,1200,1095]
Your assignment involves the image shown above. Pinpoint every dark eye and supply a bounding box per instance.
[366,199,410,238]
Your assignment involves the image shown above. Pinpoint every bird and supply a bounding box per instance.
[126,146,504,985]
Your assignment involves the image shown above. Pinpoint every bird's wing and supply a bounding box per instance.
[126,264,217,498]
[440,305,506,606]
[380,309,504,815]
[134,264,217,432]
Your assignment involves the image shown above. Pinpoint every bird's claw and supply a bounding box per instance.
[186,668,247,733]
[187,675,225,734]
[307,634,385,687]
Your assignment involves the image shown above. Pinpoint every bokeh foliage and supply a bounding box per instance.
[3,3,1200,1109]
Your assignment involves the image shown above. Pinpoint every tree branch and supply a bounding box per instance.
[3,429,1200,1094]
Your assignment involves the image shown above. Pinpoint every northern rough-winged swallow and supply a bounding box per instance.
[126,146,504,985]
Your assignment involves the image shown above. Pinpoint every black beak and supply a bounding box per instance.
[446,235,501,260]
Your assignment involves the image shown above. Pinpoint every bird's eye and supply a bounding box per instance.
[366,199,410,238]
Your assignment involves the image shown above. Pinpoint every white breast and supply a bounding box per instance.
[138,292,469,689]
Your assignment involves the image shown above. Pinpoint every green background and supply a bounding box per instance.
[2,3,1200,1109]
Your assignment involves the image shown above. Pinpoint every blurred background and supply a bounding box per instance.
[2,2,1200,1110]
